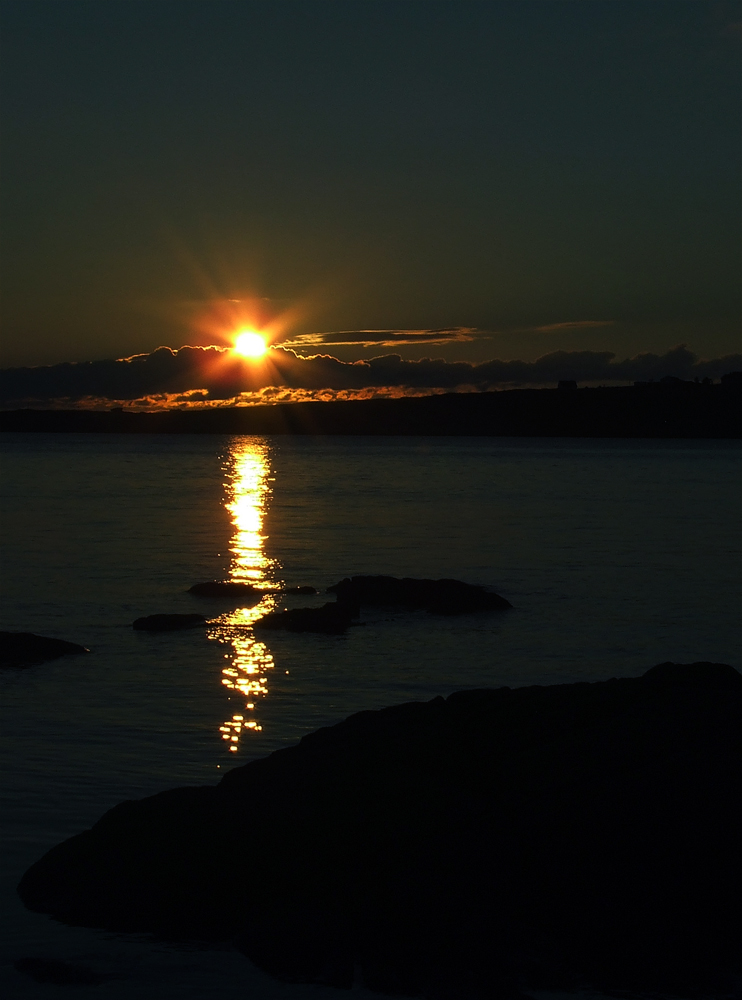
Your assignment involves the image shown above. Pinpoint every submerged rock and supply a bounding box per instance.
[254,601,357,634]
[0,631,89,667]
[17,663,742,997]
[327,575,512,614]
[132,614,206,632]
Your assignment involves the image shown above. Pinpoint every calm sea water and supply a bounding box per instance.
[1,433,739,999]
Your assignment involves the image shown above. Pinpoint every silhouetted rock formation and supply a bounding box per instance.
[0,631,89,667]
[282,585,318,596]
[17,663,742,997]
[188,581,264,601]
[132,614,206,632]
[254,602,358,634]
[328,575,512,614]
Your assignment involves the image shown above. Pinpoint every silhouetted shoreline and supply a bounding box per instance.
[1,382,741,437]
[18,663,742,996]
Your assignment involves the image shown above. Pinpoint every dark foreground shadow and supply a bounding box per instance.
[17,662,742,999]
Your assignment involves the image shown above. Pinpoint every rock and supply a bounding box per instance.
[0,631,89,667]
[254,601,358,634]
[17,663,742,997]
[327,575,512,614]
[282,585,318,596]
[14,957,113,986]
[188,581,265,602]
[132,614,207,632]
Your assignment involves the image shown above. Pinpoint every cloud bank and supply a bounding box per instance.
[1,344,739,409]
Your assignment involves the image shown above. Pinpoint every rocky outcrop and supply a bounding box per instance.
[132,614,206,632]
[254,602,358,634]
[328,575,512,613]
[17,663,742,997]
[0,631,89,667]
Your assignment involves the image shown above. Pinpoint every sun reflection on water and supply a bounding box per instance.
[223,444,279,584]
[207,438,282,754]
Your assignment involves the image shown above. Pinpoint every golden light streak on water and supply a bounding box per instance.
[224,441,280,583]
[207,438,282,754]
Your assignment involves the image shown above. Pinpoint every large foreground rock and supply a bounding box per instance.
[0,631,89,667]
[14,958,113,986]
[328,576,512,613]
[17,663,742,997]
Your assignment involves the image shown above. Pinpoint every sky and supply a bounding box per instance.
[0,0,740,403]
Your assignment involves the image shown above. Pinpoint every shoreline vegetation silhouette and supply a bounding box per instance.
[17,662,742,998]
[1,379,741,437]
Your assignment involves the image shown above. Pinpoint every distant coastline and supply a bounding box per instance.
[1,382,740,438]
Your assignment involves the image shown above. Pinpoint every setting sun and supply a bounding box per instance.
[233,331,267,358]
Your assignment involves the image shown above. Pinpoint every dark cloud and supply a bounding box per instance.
[279,328,475,348]
[1,344,740,407]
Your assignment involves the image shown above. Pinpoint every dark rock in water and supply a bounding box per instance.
[282,585,318,595]
[132,614,207,632]
[0,631,89,667]
[14,957,112,985]
[188,581,264,602]
[254,602,357,634]
[327,575,512,614]
[17,663,742,997]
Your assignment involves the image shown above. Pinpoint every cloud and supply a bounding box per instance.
[278,321,614,347]
[530,320,616,333]
[279,328,475,348]
[1,343,740,408]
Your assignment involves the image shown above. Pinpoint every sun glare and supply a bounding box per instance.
[234,331,267,358]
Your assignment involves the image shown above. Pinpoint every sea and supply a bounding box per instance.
[0,433,739,1000]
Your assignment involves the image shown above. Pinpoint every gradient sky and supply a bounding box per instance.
[1,0,740,369]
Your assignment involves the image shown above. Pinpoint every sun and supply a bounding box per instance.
[233,331,267,358]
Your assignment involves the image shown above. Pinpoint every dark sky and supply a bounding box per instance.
[1,0,740,368]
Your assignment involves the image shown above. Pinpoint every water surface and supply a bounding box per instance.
[1,434,739,998]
